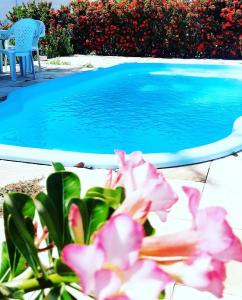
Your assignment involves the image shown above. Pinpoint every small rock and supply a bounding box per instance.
[74,162,85,168]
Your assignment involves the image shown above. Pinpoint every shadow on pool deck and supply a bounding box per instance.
[0,63,87,98]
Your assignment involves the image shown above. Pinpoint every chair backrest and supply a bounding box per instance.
[32,20,45,49]
[11,18,38,53]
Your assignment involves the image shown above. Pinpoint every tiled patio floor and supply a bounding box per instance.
[0,55,242,299]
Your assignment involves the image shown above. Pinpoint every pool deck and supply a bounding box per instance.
[0,55,242,300]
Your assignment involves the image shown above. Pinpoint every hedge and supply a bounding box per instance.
[6,0,242,59]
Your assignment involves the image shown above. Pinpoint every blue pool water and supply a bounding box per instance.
[0,63,242,154]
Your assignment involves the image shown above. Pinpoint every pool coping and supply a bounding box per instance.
[0,116,242,169]
[1,57,242,168]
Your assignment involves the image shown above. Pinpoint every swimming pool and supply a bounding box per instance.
[1,62,242,168]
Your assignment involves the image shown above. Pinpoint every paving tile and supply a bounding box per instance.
[0,160,53,186]
[201,155,242,229]
[171,285,242,300]
[161,161,211,182]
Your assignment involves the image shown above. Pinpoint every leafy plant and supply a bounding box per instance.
[7,1,74,58]
[0,163,126,298]
[46,58,71,65]
[6,0,242,59]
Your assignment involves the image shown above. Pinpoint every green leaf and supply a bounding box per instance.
[35,192,62,252]
[3,195,34,277]
[60,288,74,300]
[34,291,44,300]
[47,286,74,300]
[4,193,43,276]
[3,201,21,277]
[61,290,74,300]
[85,198,109,243]
[47,286,61,300]
[0,284,24,299]
[84,186,125,209]
[52,162,65,172]
[143,219,156,236]
[55,259,76,279]
[46,172,81,247]
[159,290,166,299]
[7,216,39,276]
[0,242,10,283]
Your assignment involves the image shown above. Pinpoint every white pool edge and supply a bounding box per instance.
[1,117,242,169]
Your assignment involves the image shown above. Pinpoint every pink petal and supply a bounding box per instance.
[122,259,171,300]
[195,207,242,262]
[106,296,130,300]
[68,204,84,244]
[105,169,114,188]
[113,191,152,224]
[113,151,178,223]
[182,186,200,219]
[94,269,122,300]
[141,230,198,258]
[183,186,242,262]
[163,255,225,298]
[62,244,105,294]
[94,214,144,270]
[115,150,144,169]
[128,162,178,213]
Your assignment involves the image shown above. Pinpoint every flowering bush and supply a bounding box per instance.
[7,1,74,58]
[6,0,242,59]
[0,151,241,299]
[70,0,241,58]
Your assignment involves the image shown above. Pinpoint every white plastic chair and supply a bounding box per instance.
[32,20,45,72]
[0,29,11,73]
[0,19,38,81]
[2,19,46,73]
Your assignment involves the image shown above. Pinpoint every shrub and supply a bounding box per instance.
[67,0,241,58]
[6,0,242,59]
[42,27,74,58]
[7,1,74,58]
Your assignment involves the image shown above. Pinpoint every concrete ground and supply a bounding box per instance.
[0,55,242,299]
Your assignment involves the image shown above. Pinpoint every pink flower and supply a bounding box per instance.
[141,187,242,297]
[183,186,242,262]
[163,255,226,298]
[62,214,171,300]
[108,150,178,223]
[68,204,84,244]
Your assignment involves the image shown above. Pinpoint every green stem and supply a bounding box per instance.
[5,273,78,293]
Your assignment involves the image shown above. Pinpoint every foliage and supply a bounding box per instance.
[0,162,127,298]
[69,0,241,58]
[7,1,74,58]
[0,151,241,299]
[46,58,71,65]
[42,27,74,58]
[6,0,242,59]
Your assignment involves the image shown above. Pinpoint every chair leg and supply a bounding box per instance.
[23,56,27,76]
[19,57,24,77]
[4,54,8,71]
[30,55,36,80]
[36,48,41,72]
[9,54,16,81]
[0,53,3,73]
